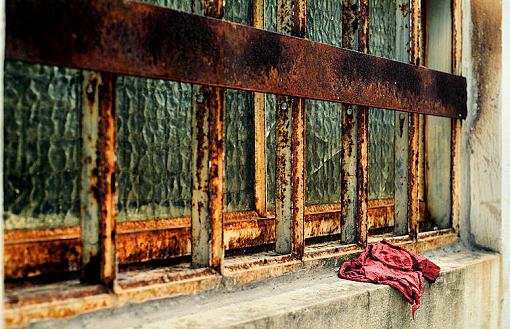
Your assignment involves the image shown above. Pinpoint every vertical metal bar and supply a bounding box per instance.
[408,0,422,240]
[97,73,117,286]
[394,0,411,235]
[356,0,369,247]
[451,0,462,233]
[191,0,225,270]
[275,0,306,256]
[253,0,267,217]
[80,71,117,286]
[81,71,100,282]
[340,0,358,244]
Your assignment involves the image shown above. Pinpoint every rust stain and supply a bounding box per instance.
[5,0,467,119]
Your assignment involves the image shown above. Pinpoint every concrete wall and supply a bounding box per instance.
[461,0,508,327]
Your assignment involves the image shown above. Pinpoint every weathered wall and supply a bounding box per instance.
[461,0,502,252]
[500,0,510,325]
[461,0,508,327]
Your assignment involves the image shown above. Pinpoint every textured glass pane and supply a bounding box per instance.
[266,94,276,210]
[117,0,192,221]
[305,0,343,205]
[224,0,255,212]
[4,61,81,229]
[117,78,192,221]
[369,0,397,200]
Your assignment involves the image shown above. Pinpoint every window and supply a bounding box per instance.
[3,0,465,326]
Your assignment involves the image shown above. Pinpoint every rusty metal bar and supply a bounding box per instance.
[191,0,225,271]
[451,0,462,234]
[80,72,117,286]
[97,74,117,286]
[253,0,267,217]
[80,71,101,282]
[408,0,422,240]
[275,0,306,257]
[340,0,358,244]
[393,1,411,236]
[356,0,369,247]
[5,0,467,119]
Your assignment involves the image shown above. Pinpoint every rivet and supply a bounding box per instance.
[280,102,288,110]
[400,113,405,120]
[347,108,353,115]
[86,84,94,95]
[196,94,205,103]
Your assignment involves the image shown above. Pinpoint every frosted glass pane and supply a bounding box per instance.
[4,62,81,229]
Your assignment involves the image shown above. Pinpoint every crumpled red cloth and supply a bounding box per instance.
[338,240,440,317]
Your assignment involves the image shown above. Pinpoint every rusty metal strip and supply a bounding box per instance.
[253,0,267,217]
[80,71,100,282]
[5,0,467,119]
[191,0,225,271]
[5,200,422,279]
[340,0,358,245]
[393,1,411,236]
[275,0,306,257]
[451,0,462,234]
[97,73,117,286]
[356,0,369,248]
[79,72,117,286]
[408,0,422,240]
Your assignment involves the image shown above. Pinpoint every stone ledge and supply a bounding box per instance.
[28,248,501,329]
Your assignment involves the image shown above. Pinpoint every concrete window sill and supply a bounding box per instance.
[27,247,501,329]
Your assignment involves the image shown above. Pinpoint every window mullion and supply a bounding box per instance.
[80,71,117,286]
[275,0,306,257]
[191,0,225,271]
[356,0,370,248]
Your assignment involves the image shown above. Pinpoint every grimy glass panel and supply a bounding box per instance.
[4,62,81,229]
[117,0,193,221]
[305,0,343,205]
[265,0,277,210]
[368,0,397,201]
[225,0,255,212]
[423,0,452,230]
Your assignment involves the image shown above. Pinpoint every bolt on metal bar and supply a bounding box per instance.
[80,71,117,286]
[408,0,422,240]
[275,0,306,257]
[340,0,359,244]
[356,0,369,248]
[191,0,225,271]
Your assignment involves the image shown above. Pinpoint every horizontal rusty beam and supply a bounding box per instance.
[6,0,466,119]
[4,201,426,279]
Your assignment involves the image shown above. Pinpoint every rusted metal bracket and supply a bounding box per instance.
[6,0,467,119]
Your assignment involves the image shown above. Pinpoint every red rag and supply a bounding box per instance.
[338,240,440,318]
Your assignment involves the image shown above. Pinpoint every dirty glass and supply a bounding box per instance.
[305,0,343,205]
[3,62,81,229]
[224,0,256,212]
[116,0,193,221]
[265,0,277,209]
[423,0,452,230]
[368,0,398,201]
